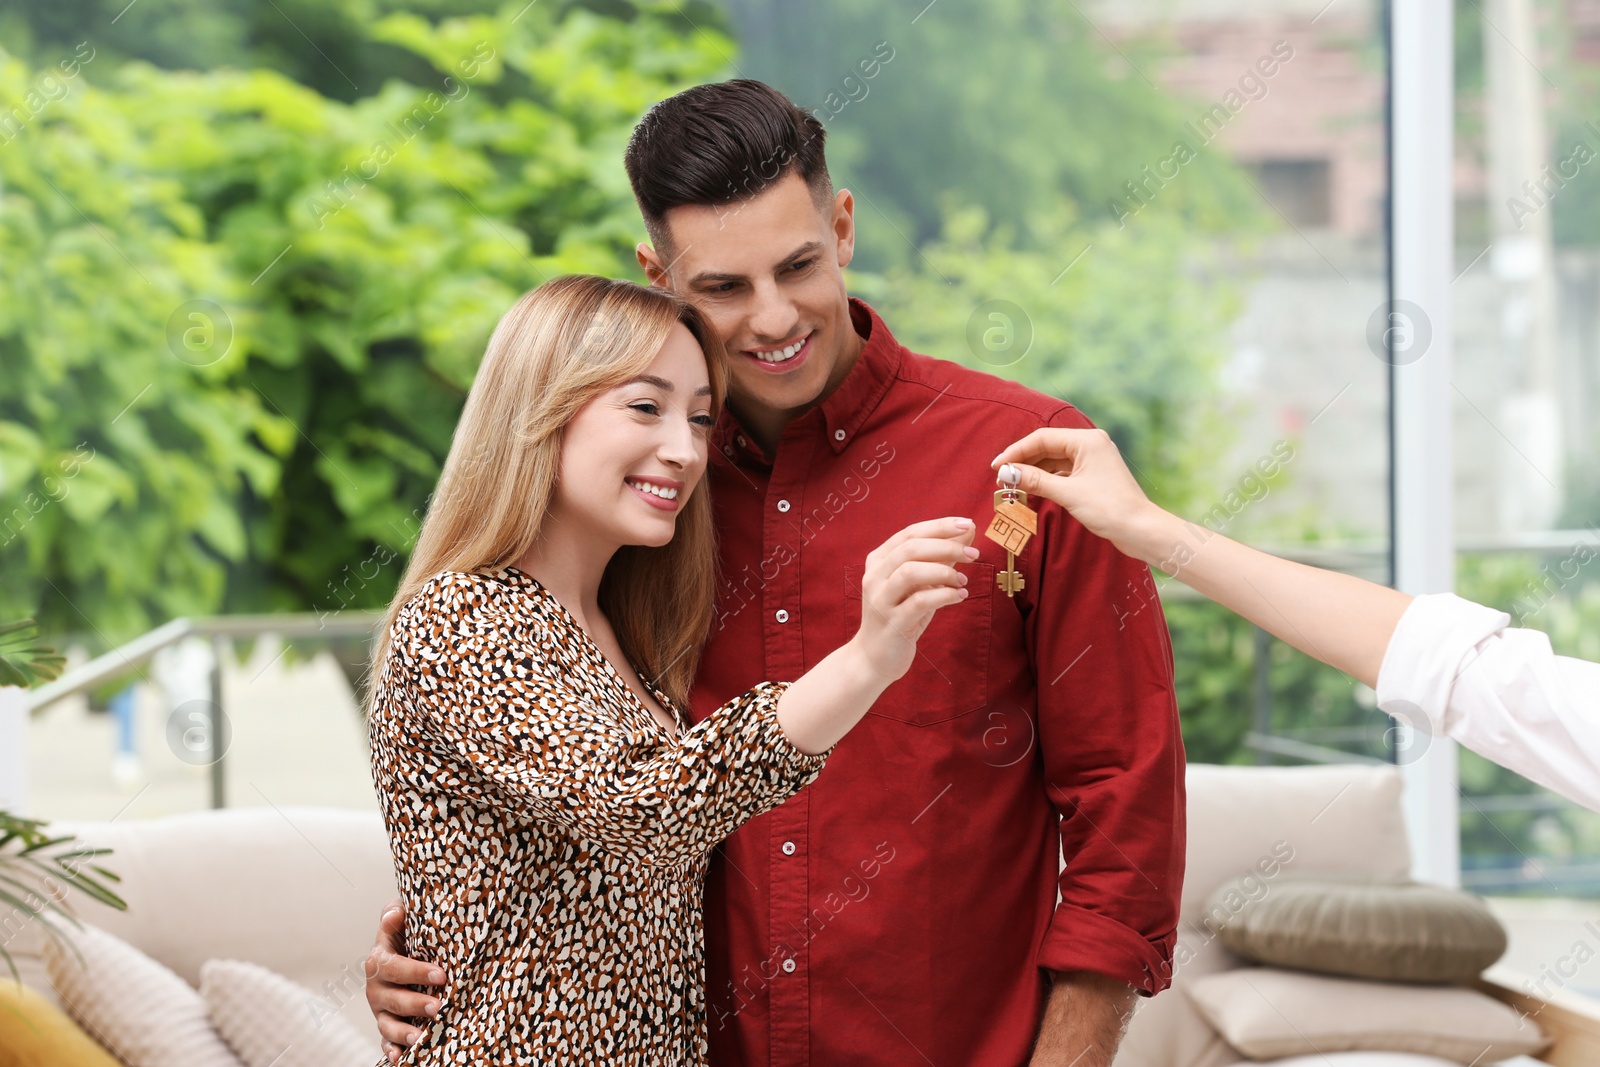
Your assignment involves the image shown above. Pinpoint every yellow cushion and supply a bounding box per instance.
[0,980,123,1067]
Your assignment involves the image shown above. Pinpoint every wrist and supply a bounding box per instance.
[1115,503,1182,569]
[840,634,897,694]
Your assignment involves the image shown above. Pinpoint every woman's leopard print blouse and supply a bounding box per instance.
[368,566,829,1064]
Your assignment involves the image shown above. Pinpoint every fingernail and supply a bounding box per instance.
[429,969,446,984]
[957,573,969,586]
[964,546,980,559]
[958,587,969,598]
[955,517,974,529]
[990,454,1002,466]
[425,1000,440,1016]
[407,1032,421,1046]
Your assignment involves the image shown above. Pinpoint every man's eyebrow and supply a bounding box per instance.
[686,241,824,287]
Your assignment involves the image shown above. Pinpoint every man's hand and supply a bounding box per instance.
[1028,970,1137,1067]
[363,898,448,1063]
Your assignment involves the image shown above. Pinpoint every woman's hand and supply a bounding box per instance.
[991,428,1166,563]
[851,516,977,685]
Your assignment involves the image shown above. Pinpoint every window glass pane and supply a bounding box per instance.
[1451,0,1600,975]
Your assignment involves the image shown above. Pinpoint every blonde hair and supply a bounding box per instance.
[371,274,729,707]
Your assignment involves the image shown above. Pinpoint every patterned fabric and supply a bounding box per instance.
[369,566,829,1065]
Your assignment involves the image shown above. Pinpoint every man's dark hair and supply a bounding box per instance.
[624,79,833,256]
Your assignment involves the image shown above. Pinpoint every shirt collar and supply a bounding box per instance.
[714,297,903,465]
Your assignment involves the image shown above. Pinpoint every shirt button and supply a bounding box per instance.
[782,840,796,855]
[723,445,733,458]
[777,499,791,513]
[737,434,747,447]
[775,609,790,623]
[833,428,846,442]
[781,958,797,973]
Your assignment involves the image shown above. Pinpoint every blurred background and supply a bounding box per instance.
[1,0,1596,995]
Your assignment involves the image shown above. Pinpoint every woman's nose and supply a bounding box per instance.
[658,418,700,466]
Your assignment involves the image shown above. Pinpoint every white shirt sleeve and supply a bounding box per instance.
[1375,592,1600,812]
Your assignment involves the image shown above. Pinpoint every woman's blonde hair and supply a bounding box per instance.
[371,274,729,707]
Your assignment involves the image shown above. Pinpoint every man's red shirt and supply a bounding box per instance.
[690,298,1185,1066]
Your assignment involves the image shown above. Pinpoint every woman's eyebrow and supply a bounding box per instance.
[625,374,712,397]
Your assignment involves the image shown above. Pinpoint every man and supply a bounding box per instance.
[366,79,1184,1066]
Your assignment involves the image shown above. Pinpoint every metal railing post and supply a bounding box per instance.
[1251,626,1272,765]
[0,685,28,815]
[209,636,225,810]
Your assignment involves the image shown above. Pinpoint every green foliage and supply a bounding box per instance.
[0,43,286,637]
[1161,596,1388,768]
[0,810,126,983]
[868,205,1237,517]
[0,1,729,639]
[718,0,1263,268]
[0,0,500,102]
[0,618,65,689]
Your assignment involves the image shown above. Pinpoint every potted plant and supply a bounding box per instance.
[0,618,126,983]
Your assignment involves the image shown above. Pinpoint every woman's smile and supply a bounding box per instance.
[626,475,684,512]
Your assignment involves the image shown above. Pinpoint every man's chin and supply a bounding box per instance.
[730,369,830,412]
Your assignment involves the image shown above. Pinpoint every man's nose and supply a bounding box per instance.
[747,281,800,342]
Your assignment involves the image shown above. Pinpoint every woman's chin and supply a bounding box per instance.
[623,521,678,549]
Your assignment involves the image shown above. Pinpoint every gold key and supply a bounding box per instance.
[985,464,1038,598]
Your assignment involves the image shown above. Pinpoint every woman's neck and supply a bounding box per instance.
[511,515,615,630]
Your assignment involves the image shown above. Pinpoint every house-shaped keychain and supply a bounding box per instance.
[986,465,1039,596]
[987,498,1037,556]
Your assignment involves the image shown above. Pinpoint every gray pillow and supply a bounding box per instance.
[1204,874,1507,984]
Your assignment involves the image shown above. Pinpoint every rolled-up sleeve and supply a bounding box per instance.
[1028,408,1186,995]
[1376,592,1600,812]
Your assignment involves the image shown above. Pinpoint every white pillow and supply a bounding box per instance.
[41,919,245,1067]
[201,959,377,1067]
[1241,1057,1553,1067]
[1239,1056,1478,1066]
[1187,967,1549,1064]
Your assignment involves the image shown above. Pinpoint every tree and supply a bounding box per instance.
[0,1,731,640]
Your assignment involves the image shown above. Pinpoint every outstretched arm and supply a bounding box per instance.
[993,428,1412,689]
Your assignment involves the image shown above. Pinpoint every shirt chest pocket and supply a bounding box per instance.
[843,562,993,725]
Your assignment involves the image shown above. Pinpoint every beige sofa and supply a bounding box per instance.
[4,764,1589,1065]
[6,806,396,1058]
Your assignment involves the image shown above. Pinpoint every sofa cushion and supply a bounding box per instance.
[42,919,244,1067]
[38,807,396,993]
[1186,967,1549,1063]
[202,959,378,1067]
[0,979,124,1067]
[1226,1056,1482,1066]
[1208,876,1507,983]
[1115,764,1414,1067]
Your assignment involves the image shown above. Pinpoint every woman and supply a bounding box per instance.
[991,427,1599,812]
[368,275,976,1065]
